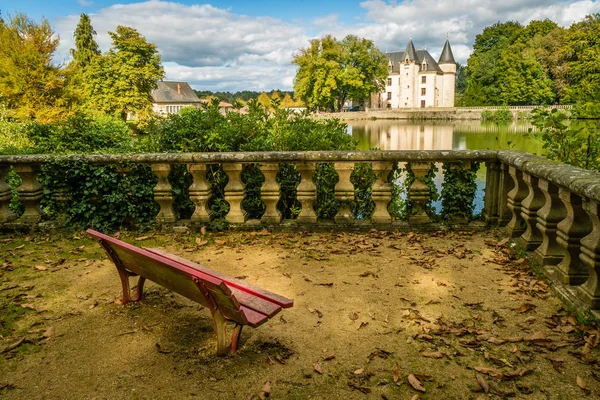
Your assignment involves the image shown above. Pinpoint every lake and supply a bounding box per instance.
[347,119,544,215]
[348,119,544,154]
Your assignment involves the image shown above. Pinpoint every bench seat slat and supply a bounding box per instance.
[240,306,269,328]
[229,287,281,318]
[145,248,293,308]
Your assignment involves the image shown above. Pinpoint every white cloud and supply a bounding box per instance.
[53,0,600,92]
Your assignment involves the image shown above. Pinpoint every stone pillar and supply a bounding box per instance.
[506,167,527,238]
[188,164,211,223]
[13,165,43,224]
[533,179,566,265]
[223,163,246,224]
[578,200,600,308]
[150,163,176,223]
[497,163,514,226]
[296,162,317,224]
[518,173,545,250]
[0,165,15,223]
[260,163,281,224]
[334,162,354,224]
[371,162,392,224]
[408,163,432,224]
[483,161,501,225]
[555,189,592,284]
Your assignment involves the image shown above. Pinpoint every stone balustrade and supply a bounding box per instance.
[1,150,600,313]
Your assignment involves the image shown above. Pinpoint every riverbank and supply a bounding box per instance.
[319,106,572,121]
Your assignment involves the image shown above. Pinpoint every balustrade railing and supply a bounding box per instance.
[1,150,600,313]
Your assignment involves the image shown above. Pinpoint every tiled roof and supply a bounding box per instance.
[438,39,456,64]
[151,81,201,103]
[386,47,444,74]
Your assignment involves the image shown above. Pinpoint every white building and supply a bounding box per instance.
[373,39,456,109]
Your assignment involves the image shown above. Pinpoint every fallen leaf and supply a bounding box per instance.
[422,351,444,359]
[392,362,400,383]
[0,337,25,354]
[33,265,48,271]
[258,381,271,399]
[354,368,364,375]
[516,303,536,313]
[196,238,208,246]
[358,322,369,330]
[20,303,37,311]
[314,363,324,374]
[323,353,335,361]
[135,236,150,241]
[408,374,426,392]
[348,312,359,321]
[476,374,489,394]
[42,326,55,339]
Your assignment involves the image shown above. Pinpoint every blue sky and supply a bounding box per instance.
[2,1,599,92]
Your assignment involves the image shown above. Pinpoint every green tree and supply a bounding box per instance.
[497,43,554,105]
[463,21,523,105]
[70,13,100,68]
[292,34,387,111]
[0,13,64,121]
[257,92,271,109]
[83,25,164,120]
[562,14,600,110]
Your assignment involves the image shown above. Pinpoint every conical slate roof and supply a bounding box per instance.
[438,39,455,64]
[404,40,418,62]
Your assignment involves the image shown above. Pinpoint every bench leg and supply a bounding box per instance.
[116,268,146,305]
[209,308,244,356]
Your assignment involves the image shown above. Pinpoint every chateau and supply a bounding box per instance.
[372,39,456,109]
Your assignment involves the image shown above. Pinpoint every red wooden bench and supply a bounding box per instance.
[86,229,293,356]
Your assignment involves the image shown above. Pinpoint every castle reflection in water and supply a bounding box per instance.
[348,120,538,152]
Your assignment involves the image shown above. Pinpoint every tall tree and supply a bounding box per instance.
[83,26,164,120]
[293,34,387,111]
[462,21,523,105]
[0,13,64,121]
[70,13,100,68]
[562,14,600,108]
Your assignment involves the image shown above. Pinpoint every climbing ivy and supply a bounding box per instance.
[440,161,480,220]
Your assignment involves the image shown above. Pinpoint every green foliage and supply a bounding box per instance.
[350,163,376,219]
[387,163,408,219]
[70,13,100,68]
[441,161,480,220]
[0,13,65,122]
[83,25,164,120]
[531,108,600,171]
[26,113,133,154]
[481,108,513,123]
[293,34,387,111]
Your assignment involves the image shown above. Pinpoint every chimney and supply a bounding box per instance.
[177,83,181,94]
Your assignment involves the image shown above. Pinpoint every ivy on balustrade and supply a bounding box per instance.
[440,161,481,220]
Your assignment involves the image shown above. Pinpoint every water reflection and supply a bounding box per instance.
[349,120,544,154]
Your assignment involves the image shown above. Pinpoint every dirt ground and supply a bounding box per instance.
[1,228,599,399]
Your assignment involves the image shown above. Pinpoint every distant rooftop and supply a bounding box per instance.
[152,81,201,103]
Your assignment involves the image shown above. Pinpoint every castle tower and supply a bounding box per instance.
[399,40,420,108]
[438,39,456,107]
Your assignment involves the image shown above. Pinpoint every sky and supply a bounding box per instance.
[2,0,600,92]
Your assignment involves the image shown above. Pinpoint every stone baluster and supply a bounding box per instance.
[483,161,501,225]
[0,165,14,223]
[188,164,211,223]
[223,163,246,224]
[371,162,392,224]
[408,163,432,224]
[150,163,176,223]
[506,167,527,238]
[260,163,281,224]
[13,165,43,224]
[534,179,566,265]
[334,162,355,224]
[555,189,592,284]
[518,173,545,250]
[578,200,600,308]
[296,162,317,224]
[497,163,514,226]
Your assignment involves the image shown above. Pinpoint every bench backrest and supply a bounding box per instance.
[86,229,251,325]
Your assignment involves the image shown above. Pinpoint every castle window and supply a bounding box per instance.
[421,100,426,108]
[421,76,426,84]
[421,88,426,96]
[387,78,392,86]
[387,92,392,100]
